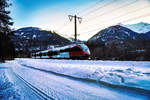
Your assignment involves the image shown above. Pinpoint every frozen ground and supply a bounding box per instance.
[16,58,150,91]
[1,58,150,100]
[0,66,21,100]
[0,63,42,100]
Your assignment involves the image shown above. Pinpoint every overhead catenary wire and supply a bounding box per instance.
[80,0,117,17]
[82,0,138,24]
[55,0,115,39]
[74,0,139,37]
[55,0,112,37]
[80,12,150,36]
[79,4,150,31]
[56,21,71,31]
[55,0,148,40]
[76,0,105,16]
[79,26,108,35]
[55,30,73,39]
[120,12,150,24]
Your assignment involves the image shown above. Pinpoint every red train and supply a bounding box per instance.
[32,43,90,59]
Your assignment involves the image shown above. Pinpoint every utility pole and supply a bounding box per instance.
[68,15,82,41]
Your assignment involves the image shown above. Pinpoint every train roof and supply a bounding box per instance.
[34,43,88,54]
[41,50,49,53]
[52,44,78,51]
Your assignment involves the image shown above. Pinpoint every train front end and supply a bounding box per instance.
[78,44,91,59]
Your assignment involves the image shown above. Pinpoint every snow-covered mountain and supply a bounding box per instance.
[9,27,71,57]
[88,24,150,46]
[17,27,41,31]
[87,25,150,60]
[88,25,138,47]
[123,22,150,33]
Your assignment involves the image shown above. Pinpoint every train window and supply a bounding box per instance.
[60,48,70,52]
[52,51,58,55]
[70,47,81,51]
[48,51,52,56]
[65,48,70,52]
[43,53,46,56]
[39,53,42,56]
[60,50,63,52]
[47,51,60,56]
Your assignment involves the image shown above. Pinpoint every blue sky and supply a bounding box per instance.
[10,0,150,40]
[10,0,94,29]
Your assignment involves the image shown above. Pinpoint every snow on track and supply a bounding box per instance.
[12,70,54,100]
[2,59,150,100]
[8,61,150,100]
[15,58,150,91]
[0,69,21,100]
[0,64,47,100]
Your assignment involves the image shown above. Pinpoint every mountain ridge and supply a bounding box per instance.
[9,27,71,57]
[122,22,150,33]
[87,24,150,60]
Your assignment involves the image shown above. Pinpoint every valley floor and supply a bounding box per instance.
[0,59,150,100]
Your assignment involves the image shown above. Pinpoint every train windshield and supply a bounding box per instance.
[78,44,90,54]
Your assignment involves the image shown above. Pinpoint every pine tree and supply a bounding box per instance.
[0,0,14,61]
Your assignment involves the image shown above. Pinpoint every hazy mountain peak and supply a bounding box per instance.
[123,22,150,33]
[17,27,41,31]
[137,22,149,26]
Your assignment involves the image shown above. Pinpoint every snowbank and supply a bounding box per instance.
[12,59,150,91]
[0,64,21,100]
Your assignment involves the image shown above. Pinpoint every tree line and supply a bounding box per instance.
[87,40,150,61]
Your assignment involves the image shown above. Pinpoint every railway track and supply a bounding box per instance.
[12,70,55,100]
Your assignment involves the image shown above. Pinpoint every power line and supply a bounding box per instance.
[79,12,150,36]
[80,26,107,35]
[56,21,72,32]
[76,0,104,15]
[80,0,117,17]
[57,32,74,39]
[55,0,114,39]
[56,0,108,33]
[79,4,150,31]
[55,0,147,41]
[83,0,138,24]
[120,12,150,24]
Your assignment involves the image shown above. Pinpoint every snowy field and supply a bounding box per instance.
[0,68,21,100]
[1,58,150,100]
[10,58,150,91]
[0,64,42,100]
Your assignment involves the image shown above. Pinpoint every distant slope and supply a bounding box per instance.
[9,27,71,57]
[88,25,138,48]
[87,25,150,60]
[123,22,150,33]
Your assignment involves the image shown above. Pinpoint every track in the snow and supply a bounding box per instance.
[12,70,55,100]
[20,64,150,98]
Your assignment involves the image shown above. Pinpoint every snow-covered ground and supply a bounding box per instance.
[1,58,150,100]
[14,58,150,91]
[0,68,21,100]
[0,63,41,100]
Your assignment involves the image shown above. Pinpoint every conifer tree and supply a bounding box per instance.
[0,0,14,61]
